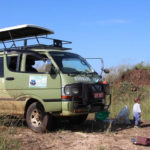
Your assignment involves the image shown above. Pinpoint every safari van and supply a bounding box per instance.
[0,24,111,132]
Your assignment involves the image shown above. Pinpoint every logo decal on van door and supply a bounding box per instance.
[29,75,47,88]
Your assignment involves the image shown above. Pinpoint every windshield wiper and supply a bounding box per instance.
[63,71,86,75]
[72,71,98,75]
[63,71,96,75]
[88,71,98,75]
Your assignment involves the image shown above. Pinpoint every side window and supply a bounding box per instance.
[0,57,4,77]
[26,55,51,73]
[26,55,37,72]
[7,56,18,71]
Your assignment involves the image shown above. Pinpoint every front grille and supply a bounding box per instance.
[70,83,105,108]
[81,83,104,105]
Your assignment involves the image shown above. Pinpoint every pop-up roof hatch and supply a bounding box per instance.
[0,24,71,50]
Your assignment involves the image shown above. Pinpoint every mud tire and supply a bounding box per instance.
[26,102,48,133]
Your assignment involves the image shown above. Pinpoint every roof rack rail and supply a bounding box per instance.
[0,36,72,51]
[0,24,72,51]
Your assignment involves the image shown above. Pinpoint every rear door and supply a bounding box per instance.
[0,56,7,114]
[0,53,22,114]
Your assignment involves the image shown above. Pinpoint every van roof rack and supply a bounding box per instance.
[0,24,72,50]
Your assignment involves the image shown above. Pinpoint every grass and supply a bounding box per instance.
[0,115,21,150]
[105,63,150,121]
[104,65,130,83]
[108,83,150,121]
[98,145,106,150]
[0,134,20,150]
[0,62,150,149]
[133,61,150,70]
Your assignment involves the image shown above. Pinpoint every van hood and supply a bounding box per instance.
[61,73,102,87]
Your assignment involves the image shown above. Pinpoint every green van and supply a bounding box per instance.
[0,25,111,132]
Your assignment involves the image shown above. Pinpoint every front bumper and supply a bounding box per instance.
[60,94,111,116]
[60,82,111,116]
[72,93,111,113]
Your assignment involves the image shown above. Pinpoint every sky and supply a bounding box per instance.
[0,0,150,71]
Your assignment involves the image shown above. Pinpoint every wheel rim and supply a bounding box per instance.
[30,109,42,127]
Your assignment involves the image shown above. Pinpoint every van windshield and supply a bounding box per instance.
[50,52,94,74]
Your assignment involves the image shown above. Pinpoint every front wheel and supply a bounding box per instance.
[26,102,48,133]
[69,114,88,125]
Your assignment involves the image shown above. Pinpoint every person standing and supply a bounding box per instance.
[133,97,141,128]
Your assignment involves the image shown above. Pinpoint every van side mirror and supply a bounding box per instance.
[49,65,56,75]
[104,69,110,74]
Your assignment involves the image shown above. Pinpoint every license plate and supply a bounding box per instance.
[94,92,104,98]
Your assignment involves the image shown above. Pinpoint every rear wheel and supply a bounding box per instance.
[69,114,88,125]
[26,102,48,132]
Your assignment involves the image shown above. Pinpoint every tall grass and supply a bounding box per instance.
[133,61,150,70]
[0,134,20,150]
[0,115,21,150]
[108,82,150,121]
[109,94,150,121]
[106,63,150,121]
[104,65,130,83]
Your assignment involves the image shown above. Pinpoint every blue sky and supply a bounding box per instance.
[0,0,150,70]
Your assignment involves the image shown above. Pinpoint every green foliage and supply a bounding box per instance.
[133,61,150,70]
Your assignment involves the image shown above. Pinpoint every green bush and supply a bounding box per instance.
[133,61,150,70]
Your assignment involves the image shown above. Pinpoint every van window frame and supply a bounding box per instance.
[24,53,51,74]
[5,50,49,74]
[0,57,4,77]
[6,53,22,72]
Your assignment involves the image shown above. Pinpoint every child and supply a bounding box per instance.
[133,97,141,127]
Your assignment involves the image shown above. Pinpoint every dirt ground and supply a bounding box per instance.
[4,119,150,150]
[120,69,150,87]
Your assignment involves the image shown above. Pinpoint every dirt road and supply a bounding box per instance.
[5,120,150,150]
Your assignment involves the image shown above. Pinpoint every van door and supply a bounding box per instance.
[0,56,8,114]
[0,54,22,114]
[3,52,61,114]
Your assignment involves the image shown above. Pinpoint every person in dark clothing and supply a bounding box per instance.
[26,56,37,72]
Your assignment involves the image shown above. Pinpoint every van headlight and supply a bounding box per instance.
[64,86,71,95]
[72,88,79,95]
[64,85,80,96]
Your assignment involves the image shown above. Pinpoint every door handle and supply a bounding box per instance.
[6,77,15,81]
